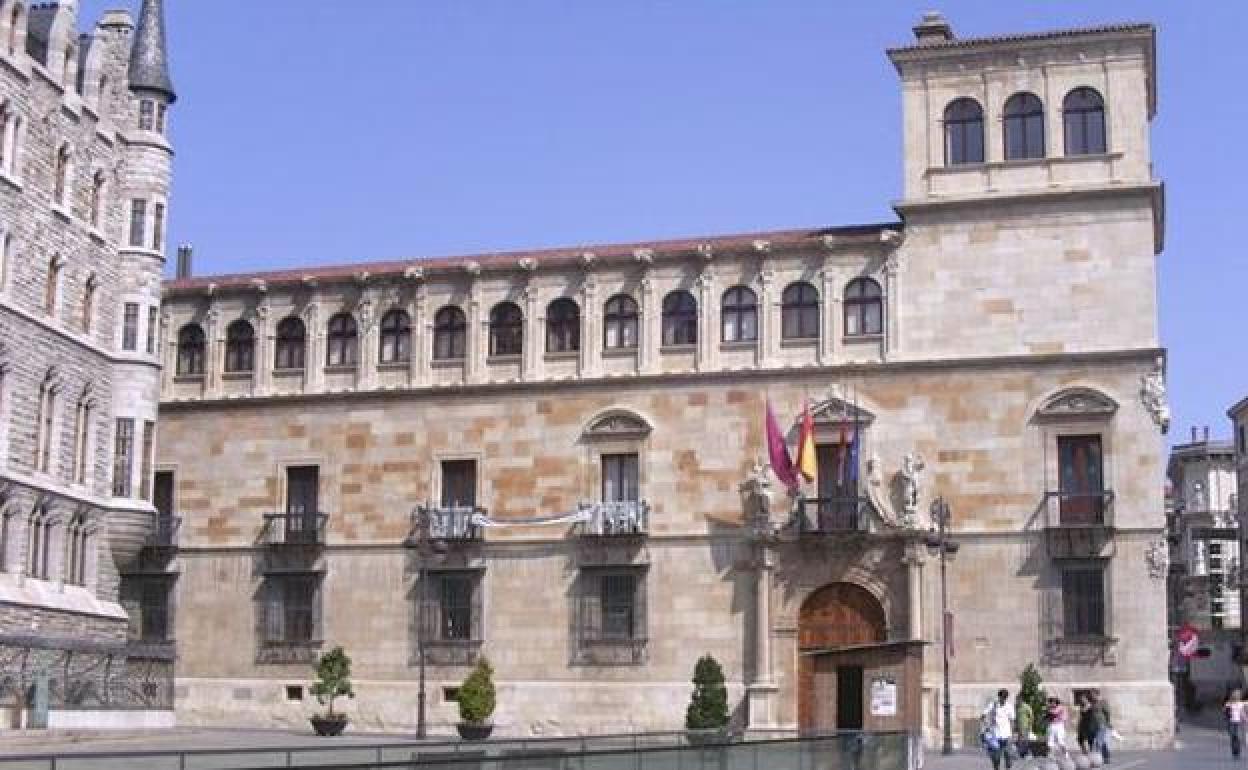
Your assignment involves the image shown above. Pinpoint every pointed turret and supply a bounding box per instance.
[128,0,175,102]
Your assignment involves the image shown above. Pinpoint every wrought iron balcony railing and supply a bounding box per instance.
[1043,491,1115,560]
[798,496,870,534]
[408,505,485,545]
[262,512,328,547]
[580,501,649,537]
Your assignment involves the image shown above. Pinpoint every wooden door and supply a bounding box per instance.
[798,583,886,730]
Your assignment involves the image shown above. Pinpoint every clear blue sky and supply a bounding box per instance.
[84,1,1247,442]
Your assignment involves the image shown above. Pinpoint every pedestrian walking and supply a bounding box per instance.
[1075,693,1094,754]
[1045,696,1071,760]
[1226,688,1246,759]
[1015,693,1034,759]
[1088,689,1113,764]
[981,688,1015,770]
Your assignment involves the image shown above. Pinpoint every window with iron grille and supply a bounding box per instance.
[140,578,173,642]
[420,570,483,643]
[260,574,321,645]
[1061,566,1105,638]
[577,567,647,664]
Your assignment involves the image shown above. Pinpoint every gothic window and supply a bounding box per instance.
[782,281,819,340]
[661,290,697,347]
[0,111,20,177]
[112,417,134,497]
[89,170,105,227]
[1061,566,1106,638]
[81,276,96,334]
[546,298,581,353]
[325,313,358,368]
[224,320,255,373]
[488,302,522,357]
[943,97,985,165]
[720,286,757,343]
[1063,87,1106,156]
[44,257,60,316]
[53,143,69,205]
[378,308,411,364]
[7,4,19,57]
[34,381,56,473]
[71,397,91,484]
[122,302,139,350]
[603,294,638,350]
[843,277,882,337]
[64,511,88,586]
[26,506,52,580]
[274,317,306,370]
[1004,92,1045,160]
[129,199,147,248]
[176,323,205,376]
[433,306,467,360]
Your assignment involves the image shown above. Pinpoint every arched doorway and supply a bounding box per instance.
[798,582,887,731]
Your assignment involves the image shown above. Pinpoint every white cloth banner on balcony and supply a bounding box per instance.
[468,508,593,529]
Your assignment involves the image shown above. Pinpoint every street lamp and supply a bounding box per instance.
[924,496,960,756]
[410,505,448,740]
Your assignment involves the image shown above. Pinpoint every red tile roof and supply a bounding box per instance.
[164,222,900,294]
[887,22,1153,56]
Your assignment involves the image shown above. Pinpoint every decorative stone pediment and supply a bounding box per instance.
[811,397,875,427]
[584,410,652,441]
[1035,387,1117,421]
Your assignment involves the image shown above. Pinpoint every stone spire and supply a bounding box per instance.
[128,0,176,102]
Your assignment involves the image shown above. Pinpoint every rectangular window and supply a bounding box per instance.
[601,453,639,503]
[811,441,860,531]
[577,567,648,664]
[140,578,171,641]
[139,420,155,501]
[1061,566,1105,638]
[260,574,321,645]
[152,203,165,251]
[129,200,146,248]
[121,302,139,350]
[1058,435,1105,526]
[440,459,476,508]
[156,103,167,134]
[285,465,320,544]
[438,572,476,641]
[112,418,134,497]
[146,306,158,354]
[1240,425,1247,454]
[139,100,154,131]
[600,572,638,639]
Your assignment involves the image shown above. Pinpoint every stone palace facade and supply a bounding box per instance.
[0,0,177,728]
[157,15,1172,746]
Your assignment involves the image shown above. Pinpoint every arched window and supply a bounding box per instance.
[379,308,411,364]
[1063,87,1106,156]
[661,290,697,347]
[176,324,205,376]
[89,170,105,227]
[81,275,95,334]
[53,143,69,205]
[489,302,523,357]
[546,298,580,353]
[721,286,757,343]
[782,282,820,340]
[8,5,19,57]
[433,306,467,360]
[843,278,883,337]
[27,507,52,580]
[1003,92,1045,160]
[44,257,59,316]
[943,98,984,165]
[603,294,638,350]
[64,511,88,586]
[274,316,305,370]
[224,320,255,373]
[325,313,358,367]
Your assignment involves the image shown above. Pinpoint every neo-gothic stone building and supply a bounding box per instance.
[158,15,1172,745]
[0,0,176,728]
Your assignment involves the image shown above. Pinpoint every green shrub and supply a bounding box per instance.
[458,658,497,724]
[685,654,729,730]
[310,646,355,717]
[1019,663,1048,735]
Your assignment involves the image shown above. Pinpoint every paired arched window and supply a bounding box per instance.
[604,294,638,350]
[325,313,358,367]
[379,308,411,364]
[274,316,305,370]
[176,324,205,376]
[1063,87,1106,156]
[224,320,255,373]
[1004,92,1045,160]
[489,302,522,357]
[546,298,580,353]
[434,306,467,360]
[721,286,757,343]
[661,290,697,347]
[843,278,883,337]
[782,282,820,340]
[943,98,984,166]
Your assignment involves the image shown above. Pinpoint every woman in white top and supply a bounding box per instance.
[1226,688,1246,759]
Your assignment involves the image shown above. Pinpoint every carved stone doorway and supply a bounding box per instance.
[797,582,886,731]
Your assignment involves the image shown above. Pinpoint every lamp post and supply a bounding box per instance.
[412,505,448,740]
[924,496,959,756]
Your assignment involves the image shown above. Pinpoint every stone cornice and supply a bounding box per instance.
[160,346,1166,412]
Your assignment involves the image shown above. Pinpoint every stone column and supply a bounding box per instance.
[820,268,838,365]
[884,253,902,360]
[410,289,428,387]
[696,269,716,371]
[579,275,599,378]
[904,542,925,641]
[255,301,272,396]
[747,541,779,729]
[522,285,543,381]
[303,303,323,392]
[638,273,659,375]
[356,297,376,390]
[467,290,484,385]
[756,270,775,368]
[203,309,220,398]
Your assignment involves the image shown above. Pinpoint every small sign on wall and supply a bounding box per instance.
[870,677,898,717]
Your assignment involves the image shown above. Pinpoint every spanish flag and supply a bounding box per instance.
[796,400,818,483]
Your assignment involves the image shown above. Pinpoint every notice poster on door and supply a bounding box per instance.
[870,677,897,717]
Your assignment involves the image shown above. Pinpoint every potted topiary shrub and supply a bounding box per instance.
[1018,663,1049,757]
[456,658,496,741]
[309,646,355,736]
[685,654,730,745]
